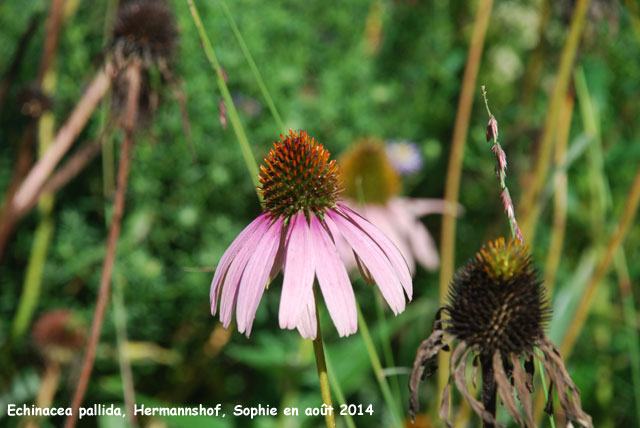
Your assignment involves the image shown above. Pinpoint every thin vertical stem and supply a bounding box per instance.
[536,356,556,428]
[560,167,640,357]
[65,62,141,428]
[372,291,402,416]
[219,1,285,131]
[356,303,404,427]
[325,351,357,428]
[9,0,70,336]
[544,93,573,295]
[480,355,496,428]
[312,290,336,428]
[481,86,523,243]
[186,0,261,192]
[438,0,493,396]
[10,213,54,340]
[615,250,640,426]
[518,0,591,242]
[25,362,61,428]
[113,275,137,426]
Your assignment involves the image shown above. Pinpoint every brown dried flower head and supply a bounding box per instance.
[32,310,85,365]
[409,239,593,428]
[17,86,53,118]
[112,0,177,68]
[445,238,550,356]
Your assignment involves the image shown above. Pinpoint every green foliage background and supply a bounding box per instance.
[1,0,639,427]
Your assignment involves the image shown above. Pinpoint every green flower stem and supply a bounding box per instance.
[536,355,556,428]
[325,351,357,428]
[312,290,336,428]
[11,202,54,340]
[372,290,403,417]
[112,275,137,427]
[186,0,261,193]
[357,302,403,428]
[219,1,285,131]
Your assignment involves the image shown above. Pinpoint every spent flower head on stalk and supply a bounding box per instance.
[408,88,592,428]
[110,0,179,125]
[210,130,413,338]
[111,0,177,70]
[336,139,455,274]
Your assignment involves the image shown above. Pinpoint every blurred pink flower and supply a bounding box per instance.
[337,198,457,274]
[210,131,412,339]
[337,138,459,275]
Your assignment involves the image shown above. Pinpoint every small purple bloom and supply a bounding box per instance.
[385,140,423,175]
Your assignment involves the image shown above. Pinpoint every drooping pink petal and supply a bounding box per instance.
[269,220,291,281]
[327,209,406,314]
[334,203,412,301]
[211,213,269,316]
[310,214,357,337]
[363,204,416,274]
[296,290,317,340]
[218,217,275,328]
[401,197,462,217]
[279,212,315,330]
[236,217,284,336]
[389,199,439,271]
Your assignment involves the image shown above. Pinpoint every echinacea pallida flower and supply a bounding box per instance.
[336,139,455,273]
[409,239,592,428]
[210,130,412,339]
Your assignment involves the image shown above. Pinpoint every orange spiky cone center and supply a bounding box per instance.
[258,130,342,218]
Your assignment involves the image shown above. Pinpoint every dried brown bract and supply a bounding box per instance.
[409,239,592,428]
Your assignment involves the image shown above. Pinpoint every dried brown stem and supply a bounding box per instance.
[0,124,37,258]
[0,0,68,260]
[12,68,111,216]
[544,93,574,295]
[64,62,140,428]
[37,0,66,85]
[560,167,640,358]
[16,140,103,219]
[25,362,61,428]
[518,0,591,242]
[0,13,40,111]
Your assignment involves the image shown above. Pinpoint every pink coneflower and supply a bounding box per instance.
[337,139,456,274]
[210,130,412,338]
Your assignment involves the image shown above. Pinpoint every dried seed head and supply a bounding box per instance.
[31,310,85,365]
[112,0,177,68]
[339,138,401,204]
[445,238,550,356]
[259,130,342,218]
[17,86,52,118]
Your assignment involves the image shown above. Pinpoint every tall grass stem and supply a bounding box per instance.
[560,167,640,357]
[438,0,493,398]
[357,302,404,427]
[219,1,285,131]
[186,0,261,193]
[518,0,591,242]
